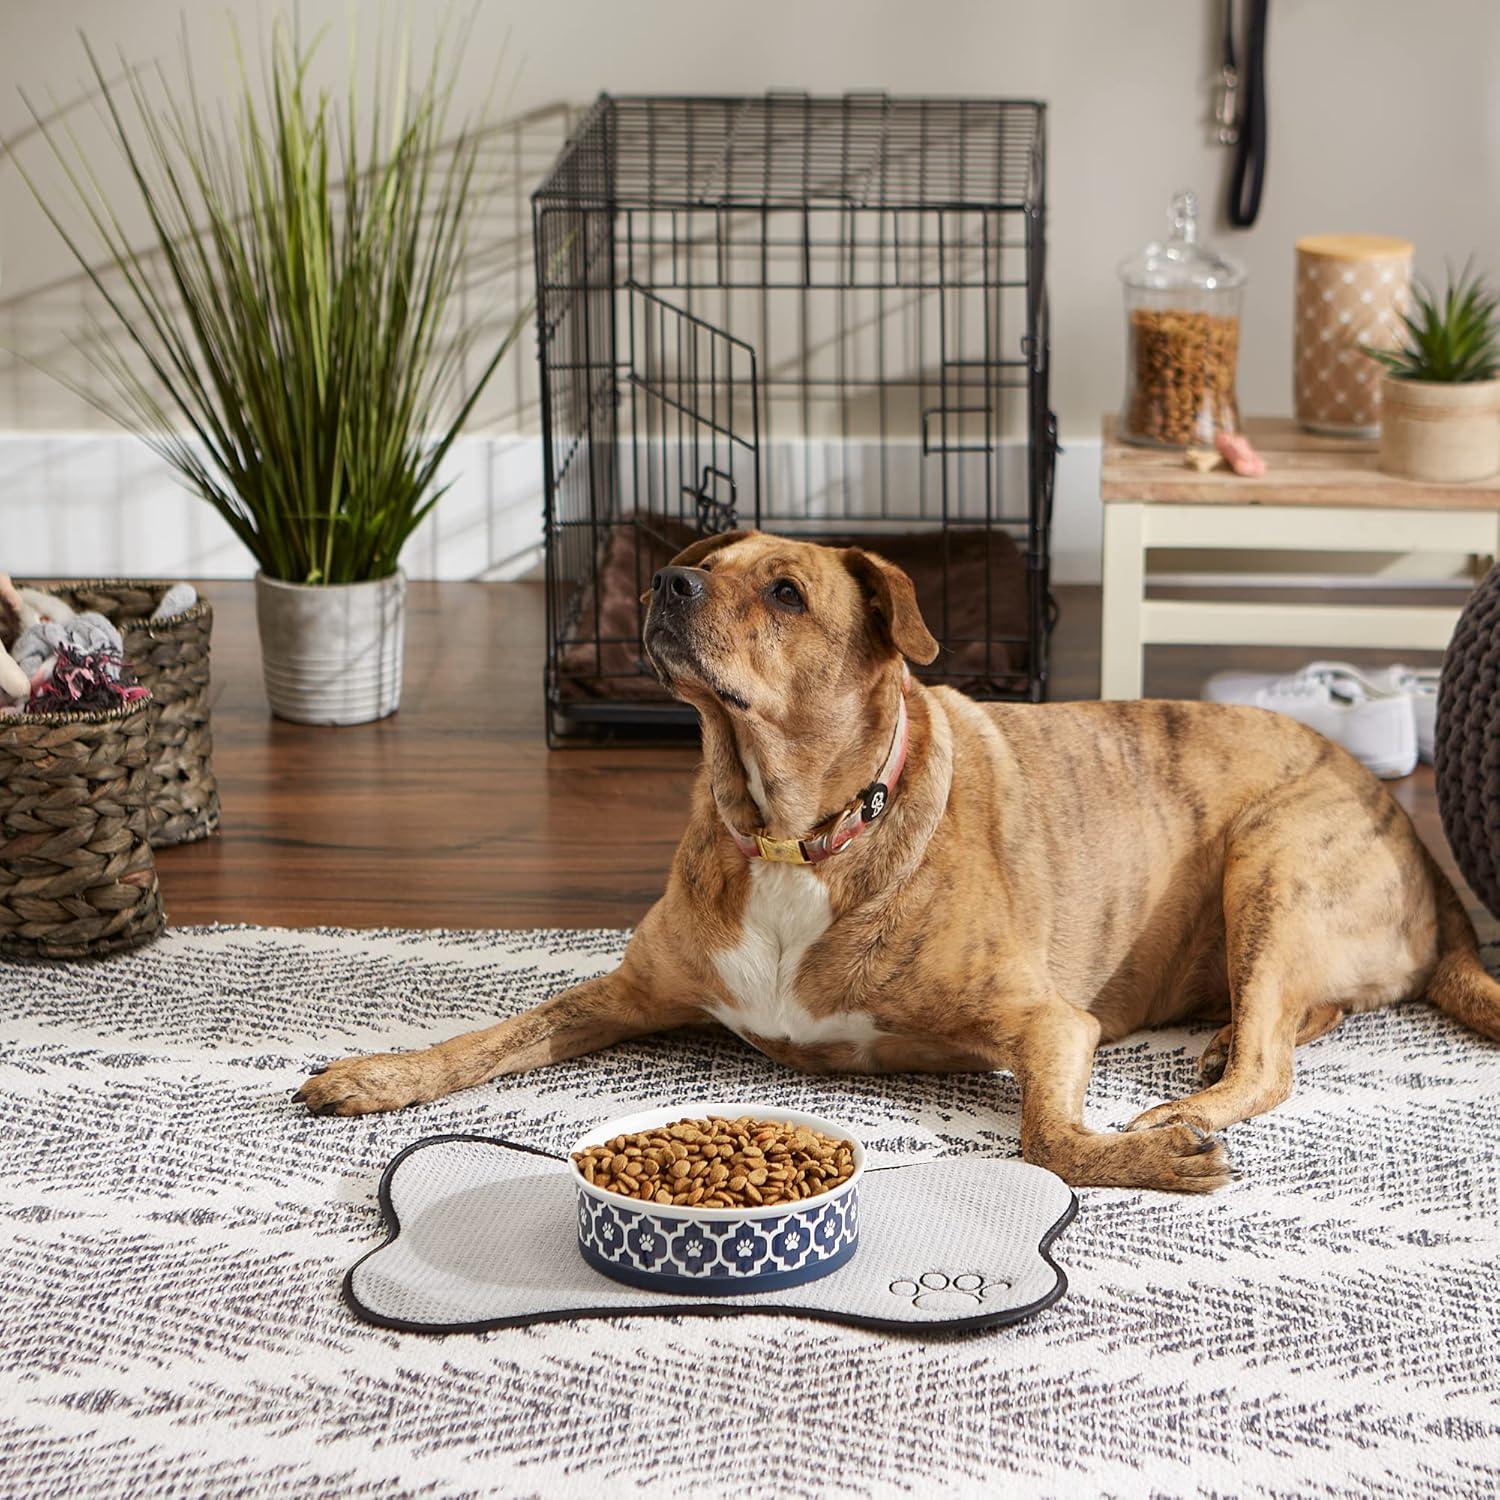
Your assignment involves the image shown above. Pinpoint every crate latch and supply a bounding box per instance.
[684,466,740,534]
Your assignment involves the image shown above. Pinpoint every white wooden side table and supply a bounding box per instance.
[1098,415,1500,699]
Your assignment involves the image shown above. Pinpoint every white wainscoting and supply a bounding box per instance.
[0,432,548,582]
[0,431,1109,584]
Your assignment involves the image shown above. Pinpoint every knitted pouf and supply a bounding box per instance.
[1436,561,1500,919]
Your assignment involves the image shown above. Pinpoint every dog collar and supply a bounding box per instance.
[723,673,910,866]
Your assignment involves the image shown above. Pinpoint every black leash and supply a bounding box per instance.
[1222,0,1269,228]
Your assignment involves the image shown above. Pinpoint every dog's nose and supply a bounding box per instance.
[651,567,705,603]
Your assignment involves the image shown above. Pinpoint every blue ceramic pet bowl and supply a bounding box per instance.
[570,1103,865,1296]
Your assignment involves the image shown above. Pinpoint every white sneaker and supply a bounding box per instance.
[1370,665,1439,763]
[1203,661,1419,779]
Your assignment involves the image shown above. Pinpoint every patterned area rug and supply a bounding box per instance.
[3,925,1499,1499]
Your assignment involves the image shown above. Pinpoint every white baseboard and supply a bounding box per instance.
[0,428,1110,584]
[0,429,1475,590]
[0,431,549,583]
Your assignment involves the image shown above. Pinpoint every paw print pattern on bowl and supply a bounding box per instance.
[667,1221,720,1275]
[570,1105,865,1296]
[577,1201,629,1258]
[813,1202,847,1251]
[575,1189,859,1293]
[888,1271,1013,1311]
[720,1228,771,1275]
[770,1221,811,1269]
[625,1220,669,1269]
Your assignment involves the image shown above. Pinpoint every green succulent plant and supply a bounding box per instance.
[1364,264,1500,384]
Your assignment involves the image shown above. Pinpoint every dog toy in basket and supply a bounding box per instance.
[30,578,218,846]
[0,575,155,715]
[344,1104,1077,1335]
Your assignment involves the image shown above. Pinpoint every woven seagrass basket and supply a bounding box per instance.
[45,579,220,847]
[1436,563,1500,920]
[0,696,165,960]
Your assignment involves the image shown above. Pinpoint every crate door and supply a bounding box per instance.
[624,284,761,535]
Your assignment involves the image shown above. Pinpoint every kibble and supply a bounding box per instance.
[572,1115,858,1208]
[1124,308,1240,447]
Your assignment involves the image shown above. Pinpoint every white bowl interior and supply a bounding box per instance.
[568,1101,867,1221]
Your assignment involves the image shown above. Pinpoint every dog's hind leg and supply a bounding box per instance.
[1013,999,1234,1192]
[1129,779,1443,1137]
[1127,832,1351,1136]
[1126,958,1305,1137]
[1196,1000,1344,1085]
[1125,837,1310,1138]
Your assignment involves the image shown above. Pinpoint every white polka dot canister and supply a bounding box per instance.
[1294,234,1413,437]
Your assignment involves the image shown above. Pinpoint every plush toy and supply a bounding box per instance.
[0,575,196,713]
[0,574,76,636]
[13,612,126,681]
[0,651,24,707]
[151,581,198,620]
[0,575,148,715]
[0,574,75,710]
[29,644,148,713]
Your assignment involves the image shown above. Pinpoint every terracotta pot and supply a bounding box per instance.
[1378,376,1500,483]
[254,571,406,725]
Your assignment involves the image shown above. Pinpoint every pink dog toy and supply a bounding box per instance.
[1216,431,1267,477]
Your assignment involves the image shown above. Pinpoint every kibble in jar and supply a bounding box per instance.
[572,1115,858,1209]
[1124,308,1240,448]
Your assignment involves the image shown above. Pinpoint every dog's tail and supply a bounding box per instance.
[1425,854,1500,1042]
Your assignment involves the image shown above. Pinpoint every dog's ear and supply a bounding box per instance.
[841,548,939,664]
[666,529,754,569]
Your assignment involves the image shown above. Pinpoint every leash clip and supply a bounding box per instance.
[1215,64,1240,145]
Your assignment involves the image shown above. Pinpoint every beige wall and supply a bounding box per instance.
[4,0,1499,438]
[1,0,1497,583]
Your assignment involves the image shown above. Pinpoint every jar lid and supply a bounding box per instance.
[1295,233,1414,261]
[1118,190,1246,293]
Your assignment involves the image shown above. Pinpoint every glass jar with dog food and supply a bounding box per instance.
[1118,190,1246,448]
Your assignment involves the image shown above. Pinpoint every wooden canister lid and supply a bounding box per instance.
[1295,233,1414,261]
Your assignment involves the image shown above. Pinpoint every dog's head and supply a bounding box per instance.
[642,531,938,727]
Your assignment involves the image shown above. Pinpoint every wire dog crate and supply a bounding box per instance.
[533,93,1055,741]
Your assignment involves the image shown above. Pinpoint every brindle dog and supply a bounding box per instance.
[296,532,1500,1191]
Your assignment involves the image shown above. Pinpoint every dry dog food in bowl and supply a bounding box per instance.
[569,1104,865,1294]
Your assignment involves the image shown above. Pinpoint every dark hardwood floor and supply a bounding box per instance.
[157,579,1487,933]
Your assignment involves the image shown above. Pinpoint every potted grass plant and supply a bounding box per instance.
[14,19,527,723]
[1365,264,1500,484]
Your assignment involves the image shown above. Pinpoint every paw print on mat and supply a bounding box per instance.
[888,1272,1010,1311]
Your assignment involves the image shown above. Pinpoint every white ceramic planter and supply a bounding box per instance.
[1379,375,1500,482]
[254,571,406,725]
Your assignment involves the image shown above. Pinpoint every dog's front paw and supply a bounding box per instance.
[293,1052,437,1116]
[1026,1121,1236,1193]
[1124,1121,1237,1192]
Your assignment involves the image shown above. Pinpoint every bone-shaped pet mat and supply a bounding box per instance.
[345,1135,1078,1334]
